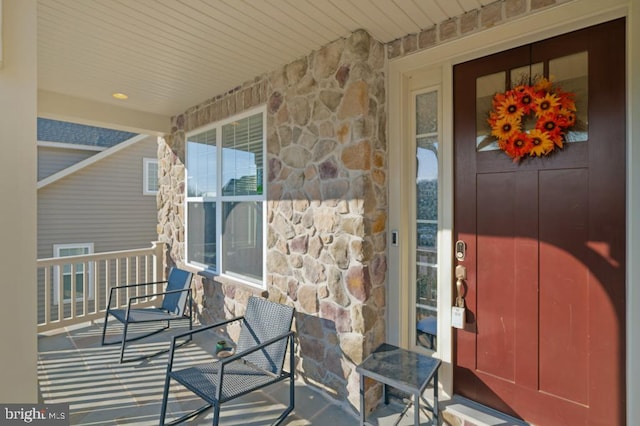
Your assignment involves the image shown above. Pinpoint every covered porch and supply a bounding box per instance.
[38,320,439,425]
[2,1,639,425]
[38,321,354,425]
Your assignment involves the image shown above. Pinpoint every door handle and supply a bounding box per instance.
[455,264,466,308]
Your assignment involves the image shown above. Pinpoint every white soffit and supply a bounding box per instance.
[37,0,487,119]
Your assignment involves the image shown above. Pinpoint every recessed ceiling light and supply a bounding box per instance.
[112,92,128,100]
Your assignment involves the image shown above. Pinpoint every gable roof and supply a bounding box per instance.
[37,134,151,189]
[38,118,138,148]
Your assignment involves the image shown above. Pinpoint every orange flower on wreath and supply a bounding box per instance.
[512,84,538,114]
[535,113,564,148]
[487,76,577,162]
[502,132,534,160]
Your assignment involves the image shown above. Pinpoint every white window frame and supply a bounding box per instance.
[143,158,159,195]
[184,106,267,288]
[53,243,95,304]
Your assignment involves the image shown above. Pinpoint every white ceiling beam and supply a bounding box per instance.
[38,90,170,136]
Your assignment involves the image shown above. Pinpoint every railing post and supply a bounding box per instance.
[151,241,167,283]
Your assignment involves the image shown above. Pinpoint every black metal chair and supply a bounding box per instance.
[101,267,194,363]
[159,296,295,426]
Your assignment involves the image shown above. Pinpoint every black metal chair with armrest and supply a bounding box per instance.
[159,296,295,426]
[101,267,194,363]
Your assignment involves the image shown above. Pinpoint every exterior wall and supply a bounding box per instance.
[38,145,97,180]
[37,136,159,259]
[158,29,387,411]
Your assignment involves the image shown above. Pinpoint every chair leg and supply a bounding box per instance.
[101,311,110,346]
[274,335,295,425]
[289,335,295,413]
[159,372,172,425]
[212,403,220,426]
[119,321,129,363]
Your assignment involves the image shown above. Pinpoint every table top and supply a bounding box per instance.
[356,343,441,393]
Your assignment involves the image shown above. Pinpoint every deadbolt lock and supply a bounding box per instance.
[455,240,466,261]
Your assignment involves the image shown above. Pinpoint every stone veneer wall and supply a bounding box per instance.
[158,29,387,412]
[386,0,574,60]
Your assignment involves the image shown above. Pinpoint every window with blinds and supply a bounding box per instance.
[185,108,266,286]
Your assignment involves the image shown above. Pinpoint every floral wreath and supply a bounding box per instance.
[488,76,577,162]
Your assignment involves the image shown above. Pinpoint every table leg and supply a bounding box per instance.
[414,392,420,425]
[360,374,365,425]
[383,383,389,405]
[433,369,439,425]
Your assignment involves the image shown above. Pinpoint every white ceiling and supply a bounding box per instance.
[37,0,495,125]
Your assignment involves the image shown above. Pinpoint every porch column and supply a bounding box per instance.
[0,0,38,402]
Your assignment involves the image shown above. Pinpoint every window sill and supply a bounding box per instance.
[196,269,218,280]
[196,269,267,297]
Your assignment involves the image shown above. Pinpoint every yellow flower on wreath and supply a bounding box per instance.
[534,92,561,118]
[528,129,555,157]
[490,114,520,141]
[495,94,524,120]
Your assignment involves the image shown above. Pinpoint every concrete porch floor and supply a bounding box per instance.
[38,322,438,425]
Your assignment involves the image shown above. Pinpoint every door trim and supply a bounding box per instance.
[386,0,635,413]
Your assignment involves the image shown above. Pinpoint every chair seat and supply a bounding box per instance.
[170,360,285,404]
[417,317,437,336]
[109,308,181,323]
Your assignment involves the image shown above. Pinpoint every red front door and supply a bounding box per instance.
[453,19,626,425]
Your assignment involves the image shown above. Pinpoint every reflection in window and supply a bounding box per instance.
[415,91,439,351]
[187,129,217,197]
[222,201,262,282]
[187,201,216,266]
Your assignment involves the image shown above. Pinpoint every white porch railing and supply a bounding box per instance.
[37,241,167,332]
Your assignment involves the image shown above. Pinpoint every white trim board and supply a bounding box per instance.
[38,140,106,152]
[37,134,150,189]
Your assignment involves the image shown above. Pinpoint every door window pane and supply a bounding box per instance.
[477,53,587,152]
[510,62,544,88]
[549,51,588,143]
[476,71,506,151]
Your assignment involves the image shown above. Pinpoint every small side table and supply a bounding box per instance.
[356,343,441,425]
